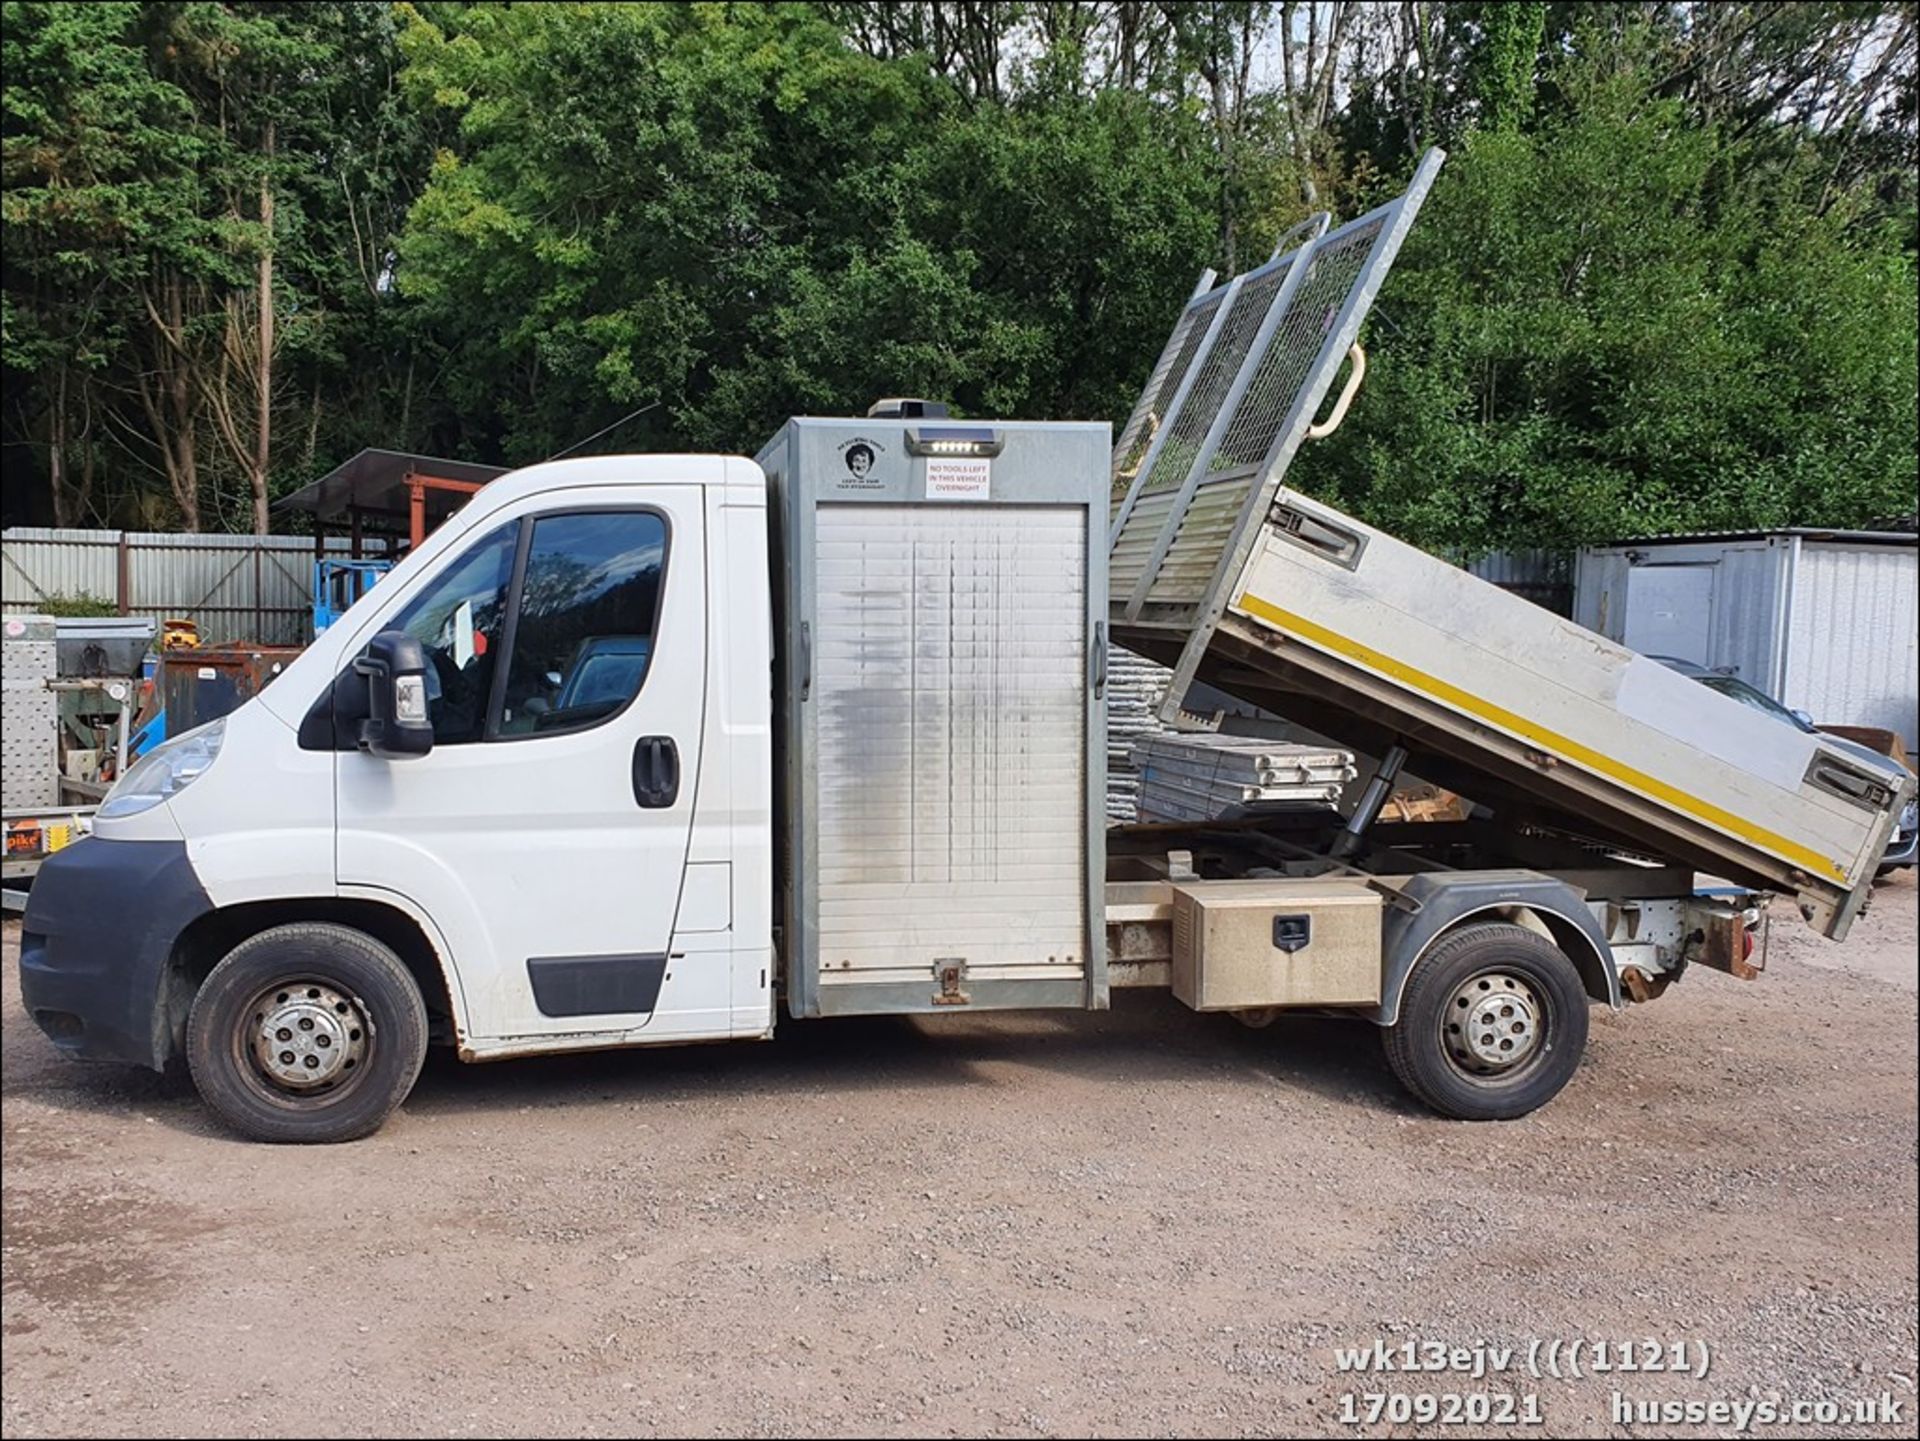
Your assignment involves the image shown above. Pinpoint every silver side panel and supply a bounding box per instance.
[765,417,1109,1018]
[1214,489,1911,938]
[814,505,1089,983]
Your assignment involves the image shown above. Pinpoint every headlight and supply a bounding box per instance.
[98,720,227,819]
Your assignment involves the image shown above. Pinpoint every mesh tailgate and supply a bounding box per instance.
[1107,150,1445,698]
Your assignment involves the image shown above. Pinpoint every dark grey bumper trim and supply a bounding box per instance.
[19,838,211,1070]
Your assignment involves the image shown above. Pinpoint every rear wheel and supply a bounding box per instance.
[186,922,428,1143]
[1382,922,1589,1120]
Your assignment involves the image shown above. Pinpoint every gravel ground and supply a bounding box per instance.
[3,876,1915,1439]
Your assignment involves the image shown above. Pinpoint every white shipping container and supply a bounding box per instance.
[1574,530,1918,749]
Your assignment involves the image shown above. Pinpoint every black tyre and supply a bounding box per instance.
[1382,922,1589,1121]
[186,922,428,1143]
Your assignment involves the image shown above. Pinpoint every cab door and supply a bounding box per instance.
[335,484,717,1040]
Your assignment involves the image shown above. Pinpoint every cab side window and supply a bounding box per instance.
[386,522,516,745]
[496,512,669,737]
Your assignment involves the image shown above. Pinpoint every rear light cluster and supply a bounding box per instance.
[1740,906,1765,970]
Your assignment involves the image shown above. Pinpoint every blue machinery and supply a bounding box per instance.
[313,557,392,635]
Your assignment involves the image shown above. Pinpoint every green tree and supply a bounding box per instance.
[2,1,198,524]
[1308,36,1919,552]
[1474,0,1544,130]
[393,1,1225,457]
[4,1,433,531]
[4,0,1914,554]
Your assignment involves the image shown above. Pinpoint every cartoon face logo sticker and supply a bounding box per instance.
[834,434,887,489]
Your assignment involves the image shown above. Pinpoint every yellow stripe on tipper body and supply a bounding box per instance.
[1234,592,1850,885]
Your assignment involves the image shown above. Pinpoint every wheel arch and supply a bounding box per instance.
[1372,872,1621,1027]
[163,897,465,1066]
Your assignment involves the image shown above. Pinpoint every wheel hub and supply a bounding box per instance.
[250,982,368,1090]
[1445,971,1542,1072]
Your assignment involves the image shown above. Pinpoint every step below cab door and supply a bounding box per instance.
[335,478,722,1042]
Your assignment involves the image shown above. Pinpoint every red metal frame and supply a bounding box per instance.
[407,472,487,549]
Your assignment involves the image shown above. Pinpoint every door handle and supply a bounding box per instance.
[632,736,680,808]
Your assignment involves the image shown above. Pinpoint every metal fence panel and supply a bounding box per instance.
[1467,549,1574,616]
[3,527,385,647]
[1787,542,1919,747]
[0,529,119,608]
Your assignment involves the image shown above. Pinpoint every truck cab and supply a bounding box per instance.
[22,456,778,1141]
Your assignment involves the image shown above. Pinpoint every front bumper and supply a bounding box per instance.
[19,838,211,1070]
[1881,797,1919,871]
[1884,830,1919,870]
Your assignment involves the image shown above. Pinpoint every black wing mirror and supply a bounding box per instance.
[353,630,435,759]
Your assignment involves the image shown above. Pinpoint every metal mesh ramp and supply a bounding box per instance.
[1109,149,1445,717]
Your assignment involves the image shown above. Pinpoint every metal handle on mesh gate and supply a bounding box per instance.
[1269,212,1332,261]
[1305,344,1367,440]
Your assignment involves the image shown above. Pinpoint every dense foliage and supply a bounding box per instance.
[4,1,1915,552]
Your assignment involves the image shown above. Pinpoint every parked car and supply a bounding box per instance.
[1654,657,1917,875]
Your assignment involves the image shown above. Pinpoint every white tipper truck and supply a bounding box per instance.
[20,151,1913,1142]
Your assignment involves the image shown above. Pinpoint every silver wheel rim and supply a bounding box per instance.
[242,979,372,1099]
[1442,969,1545,1080]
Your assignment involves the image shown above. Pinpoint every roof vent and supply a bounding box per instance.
[867,397,950,420]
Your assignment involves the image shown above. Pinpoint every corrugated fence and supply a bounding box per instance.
[1465,548,1573,615]
[2,528,387,647]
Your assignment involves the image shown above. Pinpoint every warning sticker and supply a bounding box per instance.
[925,457,991,500]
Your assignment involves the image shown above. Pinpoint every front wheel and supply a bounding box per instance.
[186,922,428,1143]
[1382,922,1589,1120]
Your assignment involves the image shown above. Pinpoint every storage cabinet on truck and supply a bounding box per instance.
[756,417,1111,1017]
